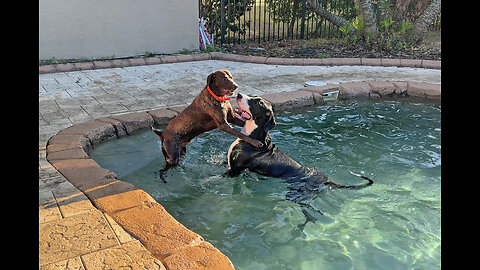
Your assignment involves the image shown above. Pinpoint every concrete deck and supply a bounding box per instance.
[39,55,441,269]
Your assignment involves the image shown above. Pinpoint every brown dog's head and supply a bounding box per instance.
[207,70,238,97]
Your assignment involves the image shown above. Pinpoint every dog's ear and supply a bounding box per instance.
[207,72,216,87]
[264,111,276,132]
[221,69,232,78]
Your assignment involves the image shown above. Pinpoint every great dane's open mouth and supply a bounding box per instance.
[233,107,252,120]
[234,94,253,120]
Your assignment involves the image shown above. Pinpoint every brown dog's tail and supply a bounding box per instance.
[325,171,374,190]
[150,125,163,140]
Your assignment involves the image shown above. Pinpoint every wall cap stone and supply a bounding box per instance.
[39,53,441,74]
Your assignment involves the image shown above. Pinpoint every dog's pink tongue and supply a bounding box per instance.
[235,108,252,120]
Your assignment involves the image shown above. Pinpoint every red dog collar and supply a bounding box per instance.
[207,85,231,101]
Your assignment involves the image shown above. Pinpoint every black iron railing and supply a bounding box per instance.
[199,0,441,45]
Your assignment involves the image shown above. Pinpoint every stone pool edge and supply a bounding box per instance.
[45,80,440,269]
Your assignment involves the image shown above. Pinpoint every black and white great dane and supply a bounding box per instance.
[227,93,374,223]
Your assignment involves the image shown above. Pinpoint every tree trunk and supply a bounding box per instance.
[413,0,441,41]
[306,0,350,29]
[393,0,413,21]
[414,0,433,21]
[354,0,378,38]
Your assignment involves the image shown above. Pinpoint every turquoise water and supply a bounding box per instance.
[90,100,441,270]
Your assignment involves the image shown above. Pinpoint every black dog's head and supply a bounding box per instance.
[235,93,276,140]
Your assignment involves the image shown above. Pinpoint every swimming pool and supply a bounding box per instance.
[90,100,441,269]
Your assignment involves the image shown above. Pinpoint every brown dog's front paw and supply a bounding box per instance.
[252,140,264,148]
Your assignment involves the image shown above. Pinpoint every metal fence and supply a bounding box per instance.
[199,0,441,45]
[199,0,355,45]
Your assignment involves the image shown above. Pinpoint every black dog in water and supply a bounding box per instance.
[227,93,373,223]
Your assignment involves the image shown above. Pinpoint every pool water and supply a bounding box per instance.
[90,100,441,270]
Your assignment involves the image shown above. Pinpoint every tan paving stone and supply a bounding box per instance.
[166,105,188,113]
[148,108,178,125]
[422,59,441,69]
[56,63,79,72]
[109,202,204,259]
[46,147,89,161]
[39,210,118,266]
[48,158,117,189]
[303,58,323,65]
[407,81,441,99]
[110,112,155,134]
[47,143,83,153]
[262,90,315,111]
[81,241,165,270]
[243,55,268,64]
[400,59,422,68]
[301,84,340,94]
[73,61,95,71]
[96,117,129,137]
[364,81,397,96]
[338,81,372,99]
[213,53,240,62]
[52,180,96,218]
[39,189,63,223]
[129,58,148,66]
[91,186,155,214]
[160,55,178,63]
[57,119,117,145]
[175,54,196,62]
[145,57,164,65]
[103,213,137,244]
[192,53,213,61]
[283,58,304,65]
[321,58,342,66]
[39,65,58,74]
[111,59,131,68]
[40,256,85,270]
[163,241,234,270]
[361,58,382,66]
[381,58,401,67]
[392,81,408,94]
[340,58,362,66]
[264,57,285,65]
[47,133,92,153]
[92,60,114,69]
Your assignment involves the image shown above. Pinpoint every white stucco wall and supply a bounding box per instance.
[39,0,198,60]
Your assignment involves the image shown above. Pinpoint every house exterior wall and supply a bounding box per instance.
[39,0,198,59]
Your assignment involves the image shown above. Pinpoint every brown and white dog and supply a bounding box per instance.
[151,70,263,182]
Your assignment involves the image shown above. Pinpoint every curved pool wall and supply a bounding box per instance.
[90,100,441,270]
[45,67,440,269]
